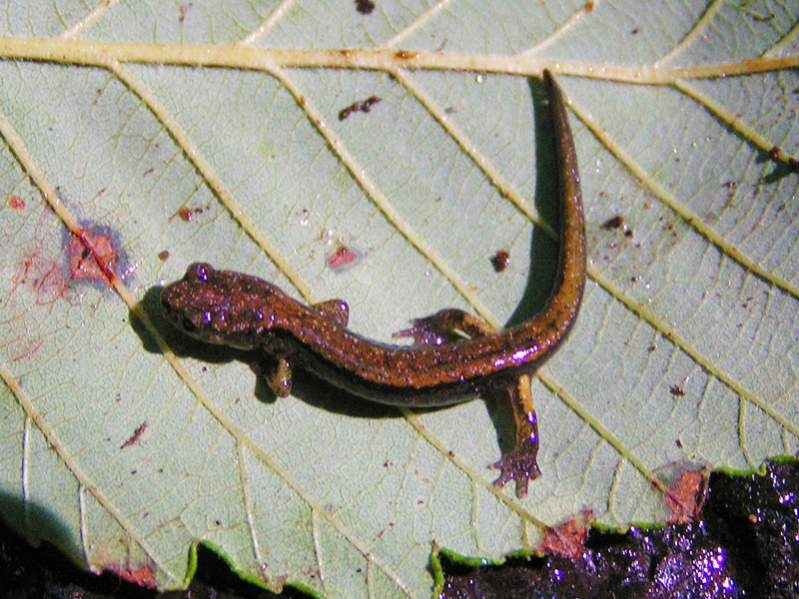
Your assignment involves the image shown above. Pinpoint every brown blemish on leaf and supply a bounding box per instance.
[601,215,624,230]
[490,249,510,272]
[157,250,170,261]
[394,50,417,60]
[338,95,381,121]
[539,509,593,559]
[669,384,685,397]
[172,203,210,223]
[721,179,737,204]
[105,564,158,589]
[664,468,709,524]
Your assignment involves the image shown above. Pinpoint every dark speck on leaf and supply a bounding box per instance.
[355,0,375,14]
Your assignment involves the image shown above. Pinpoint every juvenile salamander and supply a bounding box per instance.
[160,70,586,497]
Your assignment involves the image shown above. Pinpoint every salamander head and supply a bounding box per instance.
[160,262,279,350]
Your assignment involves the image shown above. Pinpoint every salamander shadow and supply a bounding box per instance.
[505,76,563,327]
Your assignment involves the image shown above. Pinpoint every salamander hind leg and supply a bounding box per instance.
[485,374,541,497]
[393,308,496,346]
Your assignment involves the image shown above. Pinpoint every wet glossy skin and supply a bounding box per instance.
[160,71,585,496]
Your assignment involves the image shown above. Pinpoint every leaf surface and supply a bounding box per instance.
[0,2,797,597]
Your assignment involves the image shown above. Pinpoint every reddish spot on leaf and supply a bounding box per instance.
[583,1,594,12]
[665,468,709,524]
[539,509,593,559]
[172,203,209,223]
[7,195,26,209]
[326,244,364,272]
[120,421,149,449]
[68,226,119,285]
[157,250,170,261]
[105,564,157,589]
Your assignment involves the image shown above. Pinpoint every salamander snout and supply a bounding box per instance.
[160,263,274,350]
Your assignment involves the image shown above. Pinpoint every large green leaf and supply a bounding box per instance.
[0,1,797,597]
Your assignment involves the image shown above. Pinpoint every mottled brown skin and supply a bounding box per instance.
[160,71,585,496]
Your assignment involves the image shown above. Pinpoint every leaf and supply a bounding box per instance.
[0,2,797,597]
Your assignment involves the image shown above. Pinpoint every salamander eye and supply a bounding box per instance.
[186,262,211,282]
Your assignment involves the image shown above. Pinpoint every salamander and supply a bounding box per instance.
[160,70,586,496]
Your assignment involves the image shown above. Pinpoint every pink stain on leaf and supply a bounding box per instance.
[7,194,26,209]
[12,250,71,307]
[326,244,364,273]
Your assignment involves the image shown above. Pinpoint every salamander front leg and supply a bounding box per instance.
[484,374,541,497]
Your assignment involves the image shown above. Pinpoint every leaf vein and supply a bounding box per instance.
[383,0,455,49]
[238,0,297,46]
[237,442,266,577]
[654,0,725,67]
[60,0,121,40]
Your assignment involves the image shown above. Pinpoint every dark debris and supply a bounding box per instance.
[441,461,798,598]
